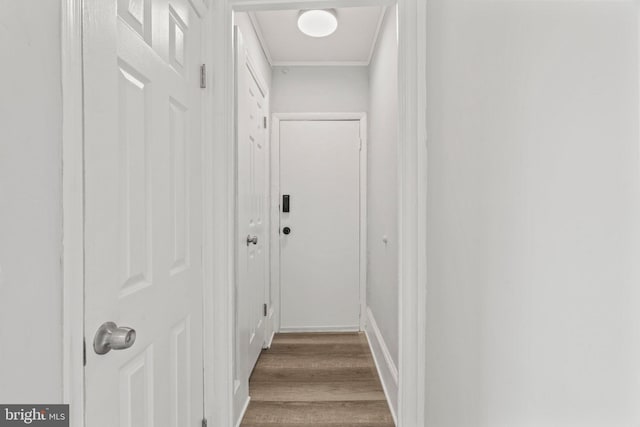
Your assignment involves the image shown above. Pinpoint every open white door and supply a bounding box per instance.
[236,28,270,377]
[83,0,205,426]
[279,120,362,331]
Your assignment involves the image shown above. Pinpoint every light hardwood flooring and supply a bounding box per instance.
[240,332,395,427]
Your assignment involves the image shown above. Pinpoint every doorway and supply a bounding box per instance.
[273,115,367,332]
[232,2,402,425]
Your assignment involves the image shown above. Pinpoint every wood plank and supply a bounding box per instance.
[272,332,364,345]
[250,366,380,383]
[265,342,370,356]
[255,353,374,369]
[249,380,386,402]
[241,401,394,425]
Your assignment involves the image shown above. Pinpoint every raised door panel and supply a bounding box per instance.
[169,6,188,74]
[169,98,190,275]
[118,0,152,43]
[117,62,153,297]
[120,347,155,427]
[170,318,191,427]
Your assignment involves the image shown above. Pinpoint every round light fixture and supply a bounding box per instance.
[297,9,338,38]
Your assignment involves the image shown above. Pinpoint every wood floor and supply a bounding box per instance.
[240,332,395,427]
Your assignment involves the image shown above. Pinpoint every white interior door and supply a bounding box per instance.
[236,28,269,376]
[83,1,205,426]
[279,120,361,330]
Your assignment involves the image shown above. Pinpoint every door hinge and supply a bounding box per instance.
[200,64,207,88]
[263,116,267,129]
[83,338,87,366]
[359,138,363,151]
[202,418,207,427]
[263,303,268,317]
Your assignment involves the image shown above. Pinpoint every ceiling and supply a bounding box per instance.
[249,6,386,66]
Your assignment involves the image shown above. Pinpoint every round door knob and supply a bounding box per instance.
[283,227,291,235]
[94,321,137,355]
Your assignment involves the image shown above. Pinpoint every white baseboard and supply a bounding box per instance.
[279,325,360,333]
[264,330,276,348]
[234,396,251,427]
[364,307,398,425]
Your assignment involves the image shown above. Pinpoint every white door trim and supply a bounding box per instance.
[271,113,368,333]
[61,1,84,426]
[199,4,221,427]
[397,1,427,425]
[207,2,237,425]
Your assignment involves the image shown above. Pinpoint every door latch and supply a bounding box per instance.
[200,64,207,88]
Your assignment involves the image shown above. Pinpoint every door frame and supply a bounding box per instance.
[61,1,84,427]
[216,1,427,426]
[270,113,368,334]
[62,0,427,426]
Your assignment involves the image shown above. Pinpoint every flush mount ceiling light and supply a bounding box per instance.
[297,9,338,38]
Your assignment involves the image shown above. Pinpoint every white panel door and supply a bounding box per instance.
[83,1,204,426]
[236,29,269,375]
[279,120,361,330]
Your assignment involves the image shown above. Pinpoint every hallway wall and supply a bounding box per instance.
[425,1,640,425]
[0,0,63,403]
[366,1,399,397]
[271,66,368,113]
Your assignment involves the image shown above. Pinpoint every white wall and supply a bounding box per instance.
[367,4,399,379]
[0,0,63,403]
[271,66,368,113]
[425,1,640,425]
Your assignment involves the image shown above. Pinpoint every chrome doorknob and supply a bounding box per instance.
[93,321,137,355]
[246,235,258,246]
